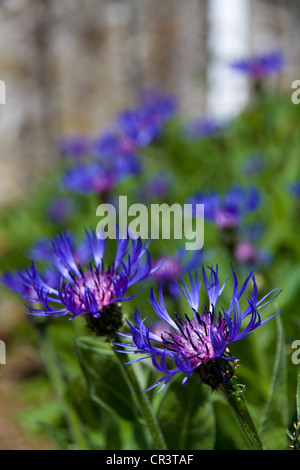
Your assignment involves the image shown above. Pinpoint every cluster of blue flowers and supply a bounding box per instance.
[2,227,282,390]
[59,89,177,197]
[2,53,290,393]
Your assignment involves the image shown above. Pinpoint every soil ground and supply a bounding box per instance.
[0,346,56,450]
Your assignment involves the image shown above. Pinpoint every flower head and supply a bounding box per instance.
[115,89,177,150]
[2,229,159,335]
[58,136,90,160]
[233,223,272,268]
[136,173,172,204]
[63,162,119,195]
[190,185,260,230]
[47,197,74,224]
[136,88,178,128]
[115,266,281,392]
[93,129,141,163]
[290,181,300,198]
[62,155,139,196]
[185,116,223,139]
[230,50,286,78]
[152,248,202,299]
[93,90,176,160]
[234,241,257,264]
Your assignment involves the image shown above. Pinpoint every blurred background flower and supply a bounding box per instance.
[184,115,224,139]
[189,185,260,230]
[229,50,286,79]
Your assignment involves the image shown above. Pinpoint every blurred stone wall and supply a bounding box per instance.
[0,0,298,206]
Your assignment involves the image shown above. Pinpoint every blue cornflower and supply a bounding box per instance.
[136,173,172,203]
[47,197,74,225]
[185,115,223,139]
[29,232,92,267]
[93,89,177,162]
[234,240,272,268]
[189,185,260,229]
[230,50,285,78]
[116,109,158,149]
[152,248,202,299]
[114,89,177,150]
[62,155,139,196]
[92,130,141,166]
[146,174,171,199]
[2,233,90,300]
[233,223,272,268]
[2,230,160,335]
[2,268,60,301]
[58,135,90,160]
[114,266,281,392]
[63,162,120,195]
[136,88,178,127]
[290,181,300,198]
[93,130,125,159]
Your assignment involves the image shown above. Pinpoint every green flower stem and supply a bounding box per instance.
[36,327,89,450]
[221,380,264,450]
[113,347,167,450]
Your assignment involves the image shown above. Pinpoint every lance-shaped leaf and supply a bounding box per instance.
[74,336,141,423]
[156,376,215,450]
[259,315,288,449]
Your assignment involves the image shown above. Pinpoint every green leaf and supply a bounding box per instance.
[39,422,71,450]
[156,377,215,450]
[74,336,140,424]
[16,400,63,435]
[260,316,288,449]
[102,410,123,450]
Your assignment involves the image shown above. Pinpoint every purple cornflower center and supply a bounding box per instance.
[153,257,181,283]
[119,138,139,155]
[249,64,267,78]
[161,308,228,368]
[91,175,116,194]
[214,208,239,229]
[68,266,119,313]
[234,241,256,264]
